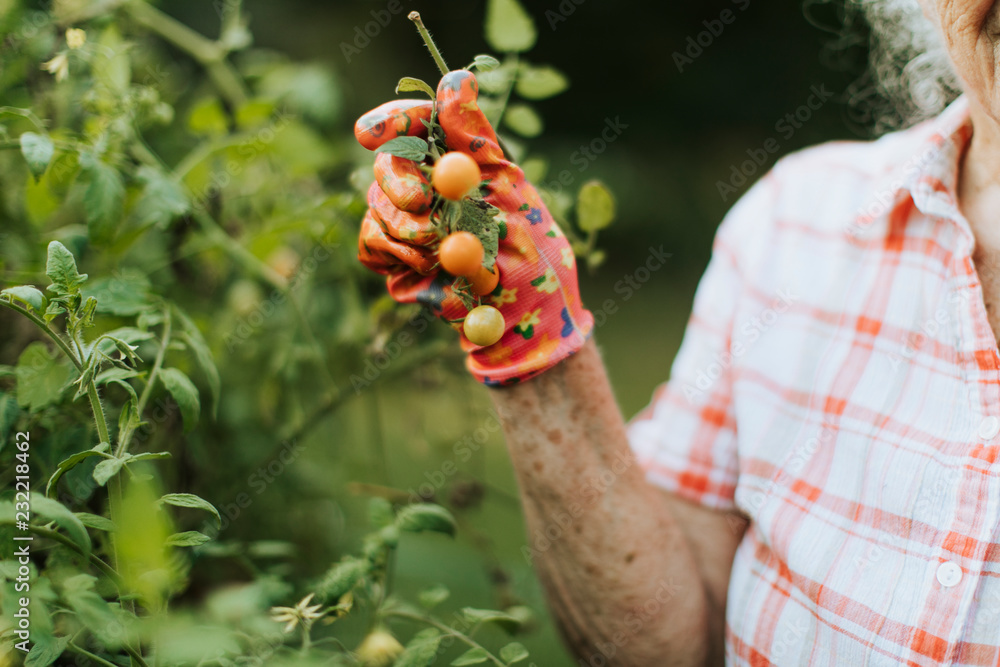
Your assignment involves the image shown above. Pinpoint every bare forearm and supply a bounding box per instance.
[488,338,710,666]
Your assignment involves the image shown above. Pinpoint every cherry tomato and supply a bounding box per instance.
[469,263,500,296]
[463,305,505,346]
[439,231,483,278]
[432,152,481,201]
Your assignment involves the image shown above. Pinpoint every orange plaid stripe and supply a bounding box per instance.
[627,95,1000,665]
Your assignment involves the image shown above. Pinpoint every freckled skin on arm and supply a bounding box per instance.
[487,338,747,666]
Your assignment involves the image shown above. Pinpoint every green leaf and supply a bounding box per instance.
[461,607,526,633]
[469,54,501,72]
[62,573,123,647]
[159,493,221,528]
[81,157,125,245]
[485,0,537,53]
[455,198,501,271]
[369,497,394,529]
[376,136,429,161]
[24,634,69,667]
[0,392,20,451]
[45,241,86,291]
[395,503,456,537]
[83,270,153,316]
[92,456,125,486]
[1,285,44,312]
[316,557,369,601]
[31,493,91,557]
[166,530,212,547]
[451,648,490,665]
[396,77,436,99]
[135,166,190,229]
[159,367,200,432]
[19,132,54,180]
[174,309,221,418]
[76,512,115,531]
[394,628,443,667]
[46,444,111,495]
[15,343,69,412]
[129,452,171,463]
[576,180,616,232]
[188,97,229,136]
[418,584,450,610]
[500,642,529,663]
[515,65,569,100]
[504,104,542,138]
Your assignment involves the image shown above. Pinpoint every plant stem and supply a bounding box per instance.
[66,642,122,667]
[30,526,123,588]
[124,1,248,108]
[409,12,450,76]
[116,307,171,458]
[384,611,505,666]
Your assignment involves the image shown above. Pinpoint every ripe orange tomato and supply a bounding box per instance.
[432,152,481,201]
[439,231,484,278]
[463,305,505,346]
[469,263,500,296]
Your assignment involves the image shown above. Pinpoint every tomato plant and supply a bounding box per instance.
[0,0,617,664]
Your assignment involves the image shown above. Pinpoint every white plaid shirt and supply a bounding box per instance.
[627,94,1000,665]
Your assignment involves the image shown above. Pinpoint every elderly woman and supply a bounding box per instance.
[355,0,1000,664]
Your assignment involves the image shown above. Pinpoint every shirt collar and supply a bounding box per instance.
[895,94,972,233]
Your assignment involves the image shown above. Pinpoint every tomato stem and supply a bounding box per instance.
[409,12,449,76]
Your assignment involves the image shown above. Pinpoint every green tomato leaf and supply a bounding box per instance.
[455,198,501,271]
[576,180,616,232]
[24,634,70,667]
[469,54,501,72]
[158,492,221,528]
[485,0,537,53]
[375,136,429,161]
[45,241,87,291]
[188,98,229,136]
[394,628,443,667]
[19,132,54,180]
[504,104,543,138]
[159,367,200,432]
[316,557,369,602]
[451,648,490,665]
[75,512,116,532]
[46,444,112,496]
[500,642,530,663]
[0,392,20,452]
[515,65,569,100]
[166,530,212,547]
[31,493,91,557]
[81,158,125,246]
[62,573,123,647]
[174,309,221,419]
[418,584,450,610]
[461,607,527,633]
[395,503,457,537]
[2,285,45,312]
[15,343,69,413]
[92,456,125,487]
[396,77,436,100]
[134,166,189,229]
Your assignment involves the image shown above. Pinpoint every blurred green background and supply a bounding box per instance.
[0,0,875,663]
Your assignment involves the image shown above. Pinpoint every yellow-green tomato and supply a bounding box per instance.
[463,305,505,346]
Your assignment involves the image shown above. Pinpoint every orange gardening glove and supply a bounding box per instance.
[355,70,593,386]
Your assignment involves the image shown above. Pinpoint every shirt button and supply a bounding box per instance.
[937,561,963,587]
[978,416,1000,440]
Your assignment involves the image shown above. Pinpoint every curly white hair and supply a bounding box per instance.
[855,0,962,131]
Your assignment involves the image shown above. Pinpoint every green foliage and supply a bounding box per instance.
[0,0,603,663]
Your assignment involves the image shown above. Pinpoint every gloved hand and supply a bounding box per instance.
[355,70,593,386]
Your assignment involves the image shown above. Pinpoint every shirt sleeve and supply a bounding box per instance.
[625,172,777,512]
